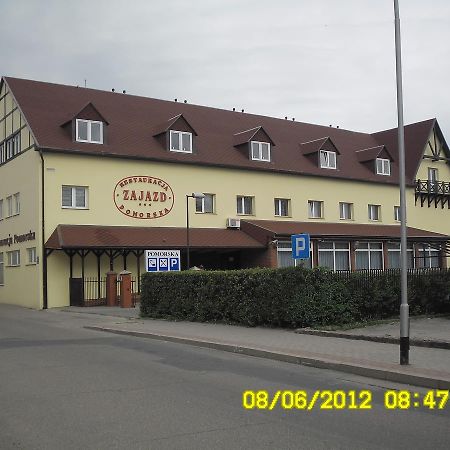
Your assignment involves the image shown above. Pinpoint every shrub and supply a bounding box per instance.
[140,267,450,328]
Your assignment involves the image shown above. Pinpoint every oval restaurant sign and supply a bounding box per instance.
[114,176,175,219]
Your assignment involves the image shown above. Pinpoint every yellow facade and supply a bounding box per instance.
[1,77,449,309]
[0,83,41,308]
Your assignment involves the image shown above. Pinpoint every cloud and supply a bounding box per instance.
[1,0,449,136]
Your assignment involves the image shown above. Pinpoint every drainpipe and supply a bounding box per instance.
[39,149,48,309]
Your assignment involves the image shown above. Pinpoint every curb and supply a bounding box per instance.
[85,326,450,390]
[295,329,450,350]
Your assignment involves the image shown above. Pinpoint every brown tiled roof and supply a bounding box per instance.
[241,219,449,241]
[372,119,436,181]
[3,76,443,185]
[45,224,265,250]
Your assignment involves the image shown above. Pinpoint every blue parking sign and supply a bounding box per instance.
[291,234,310,259]
[145,250,181,272]
[170,257,180,271]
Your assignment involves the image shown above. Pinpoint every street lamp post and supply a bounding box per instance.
[186,192,205,270]
[394,0,410,365]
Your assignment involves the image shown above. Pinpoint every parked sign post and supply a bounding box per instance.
[291,234,310,260]
[145,250,180,272]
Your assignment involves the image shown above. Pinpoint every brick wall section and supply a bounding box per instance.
[242,246,278,268]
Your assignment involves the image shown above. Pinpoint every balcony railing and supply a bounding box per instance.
[415,179,450,208]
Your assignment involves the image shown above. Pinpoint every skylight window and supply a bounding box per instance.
[170,130,193,153]
[76,119,103,144]
[320,150,336,169]
[376,158,391,175]
[251,141,271,162]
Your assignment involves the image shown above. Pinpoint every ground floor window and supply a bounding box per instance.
[355,242,383,270]
[317,241,350,271]
[277,242,312,268]
[416,246,440,268]
[387,243,414,268]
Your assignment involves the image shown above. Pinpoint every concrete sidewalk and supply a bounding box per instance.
[62,306,450,389]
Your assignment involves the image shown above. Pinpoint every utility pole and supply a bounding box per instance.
[394,0,410,365]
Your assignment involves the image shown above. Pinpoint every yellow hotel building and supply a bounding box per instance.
[0,77,449,309]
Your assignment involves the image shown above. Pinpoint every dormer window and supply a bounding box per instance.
[170,130,192,153]
[320,150,336,169]
[376,158,391,175]
[251,141,271,162]
[76,119,103,144]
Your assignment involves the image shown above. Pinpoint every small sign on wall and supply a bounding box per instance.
[145,250,181,272]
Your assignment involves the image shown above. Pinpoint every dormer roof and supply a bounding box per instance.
[355,145,394,163]
[233,126,275,147]
[152,113,198,137]
[60,101,109,127]
[300,136,340,155]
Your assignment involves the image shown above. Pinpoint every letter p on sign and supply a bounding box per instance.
[291,233,310,259]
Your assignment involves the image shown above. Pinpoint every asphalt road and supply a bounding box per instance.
[0,305,448,450]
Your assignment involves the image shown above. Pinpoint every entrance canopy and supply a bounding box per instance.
[45,224,265,250]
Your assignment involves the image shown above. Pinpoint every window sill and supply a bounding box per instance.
[274,215,292,218]
[237,213,255,216]
[62,207,89,210]
[76,139,103,145]
[6,265,20,268]
[26,263,37,266]
[195,211,215,215]
[308,216,324,220]
[169,149,193,154]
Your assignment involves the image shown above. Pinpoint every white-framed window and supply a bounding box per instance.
[62,186,88,209]
[319,150,336,169]
[7,250,20,267]
[6,196,13,217]
[318,241,350,271]
[27,247,37,265]
[387,242,414,269]
[394,206,400,222]
[368,204,381,221]
[251,141,271,162]
[0,143,5,164]
[0,253,4,285]
[237,196,254,215]
[195,193,214,213]
[416,245,440,268]
[170,130,192,153]
[339,202,353,220]
[376,158,391,175]
[76,119,103,144]
[14,193,20,215]
[0,199,3,220]
[5,133,21,159]
[308,200,323,219]
[355,242,384,270]
[277,241,313,269]
[274,198,290,217]
[428,167,438,192]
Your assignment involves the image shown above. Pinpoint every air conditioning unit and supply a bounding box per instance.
[226,218,241,229]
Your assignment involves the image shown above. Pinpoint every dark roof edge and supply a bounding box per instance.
[38,146,413,187]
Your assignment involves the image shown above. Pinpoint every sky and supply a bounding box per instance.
[1,0,449,137]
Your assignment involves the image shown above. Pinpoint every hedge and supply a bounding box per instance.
[140,267,450,328]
